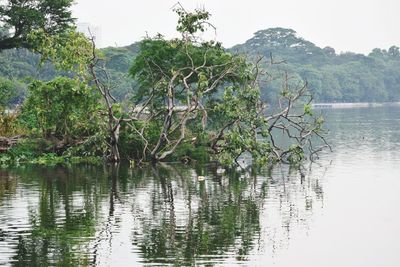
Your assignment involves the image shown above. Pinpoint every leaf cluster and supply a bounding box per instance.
[0,0,75,50]
[174,6,211,35]
[20,77,101,140]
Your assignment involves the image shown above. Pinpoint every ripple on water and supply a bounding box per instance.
[1,107,400,266]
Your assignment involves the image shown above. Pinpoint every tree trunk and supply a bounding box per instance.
[0,136,22,152]
[150,79,177,162]
[109,122,120,162]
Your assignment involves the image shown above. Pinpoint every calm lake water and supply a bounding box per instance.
[1,106,400,266]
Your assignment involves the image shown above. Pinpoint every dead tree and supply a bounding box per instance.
[87,39,128,162]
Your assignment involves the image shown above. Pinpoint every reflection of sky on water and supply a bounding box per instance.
[0,106,399,266]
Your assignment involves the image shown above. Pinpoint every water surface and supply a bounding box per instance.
[0,106,399,266]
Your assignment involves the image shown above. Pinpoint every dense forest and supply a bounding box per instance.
[1,27,400,107]
[232,28,400,103]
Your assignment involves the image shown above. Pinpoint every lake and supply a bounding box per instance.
[0,106,400,266]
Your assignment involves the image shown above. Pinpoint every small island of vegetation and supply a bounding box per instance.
[0,2,329,167]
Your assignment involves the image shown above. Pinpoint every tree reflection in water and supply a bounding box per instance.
[4,166,110,266]
[0,162,326,266]
[0,170,17,203]
[129,163,326,265]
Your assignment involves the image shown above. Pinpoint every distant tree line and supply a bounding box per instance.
[231,28,400,103]
[1,27,400,107]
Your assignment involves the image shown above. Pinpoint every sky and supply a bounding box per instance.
[72,0,400,54]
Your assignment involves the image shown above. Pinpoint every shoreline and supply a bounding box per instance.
[312,102,400,109]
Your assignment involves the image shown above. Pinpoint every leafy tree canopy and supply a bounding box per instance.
[128,7,328,165]
[20,77,100,141]
[0,0,74,51]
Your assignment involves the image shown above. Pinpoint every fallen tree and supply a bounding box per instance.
[128,5,330,165]
[0,135,22,152]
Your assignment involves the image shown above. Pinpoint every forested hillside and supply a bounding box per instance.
[1,27,400,106]
[231,28,400,103]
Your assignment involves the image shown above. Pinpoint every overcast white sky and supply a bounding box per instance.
[72,0,400,54]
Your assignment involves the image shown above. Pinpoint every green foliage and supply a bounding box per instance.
[0,0,75,50]
[130,37,244,105]
[232,28,400,103]
[20,77,101,140]
[0,77,27,111]
[287,144,305,163]
[3,27,400,106]
[118,120,162,161]
[128,8,284,165]
[28,29,93,75]
[174,6,211,34]
[102,45,138,101]
[0,138,51,167]
[304,104,313,116]
[63,131,109,159]
[0,111,25,136]
[165,136,210,163]
[211,85,271,166]
[0,77,15,108]
[0,43,138,105]
[29,153,102,165]
[0,8,333,166]
[0,138,103,168]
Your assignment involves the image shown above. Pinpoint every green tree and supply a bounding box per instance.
[0,0,74,50]
[27,26,128,162]
[388,46,400,58]
[20,77,100,144]
[129,7,329,165]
